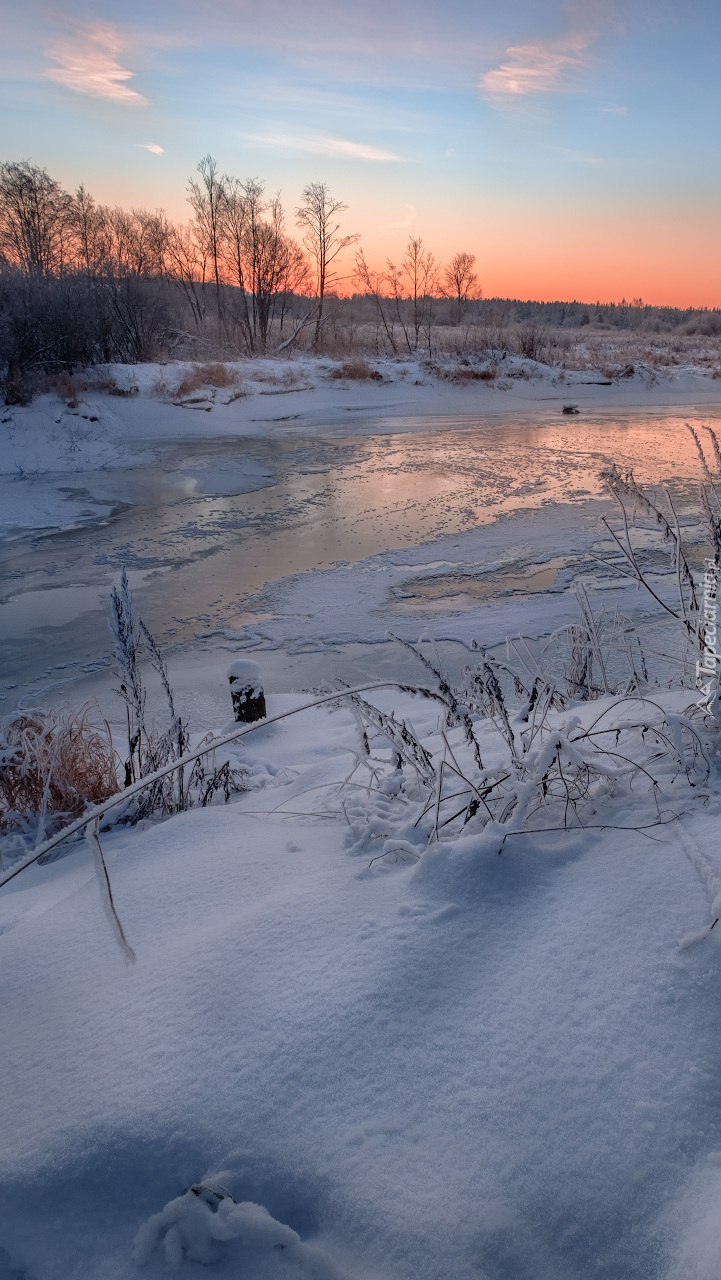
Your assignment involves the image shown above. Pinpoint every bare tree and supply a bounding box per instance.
[220,176,258,351]
[69,186,111,276]
[252,197,289,350]
[384,236,439,354]
[276,237,311,334]
[187,155,226,338]
[296,183,358,345]
[442,251,479,325]
[385,258,412,353]
[354,249,398,355]
[0,161,71,278]
[220,177,307,352]
[403,237,435,349]
[164,222,207,329]
[418,246,440,357]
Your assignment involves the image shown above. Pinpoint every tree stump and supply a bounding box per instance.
[228,659,266,723]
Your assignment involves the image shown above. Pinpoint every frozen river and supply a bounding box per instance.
[1,405,719,717]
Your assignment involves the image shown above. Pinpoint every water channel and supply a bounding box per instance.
[1,405,719,721]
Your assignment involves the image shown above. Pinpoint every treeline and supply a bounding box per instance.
[0,156,482,398]
[472,297,721,334]
[1,155,719,401]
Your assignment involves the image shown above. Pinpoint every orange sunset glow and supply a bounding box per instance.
[2,0,720,307]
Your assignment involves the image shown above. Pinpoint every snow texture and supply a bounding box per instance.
[2,354,721,538]
[2,690,721,1280]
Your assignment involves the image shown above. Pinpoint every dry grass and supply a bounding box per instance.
[0,705,118,832]
[440,363,499,383]
[36,371,83,403]
[176,362,238,396]
[329,359,382,381]
[33,372,139,401]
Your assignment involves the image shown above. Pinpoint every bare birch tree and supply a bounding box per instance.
[354,249,398,355]
[442,251,479,325]
[295,183,358,345]
[187,155,226,338]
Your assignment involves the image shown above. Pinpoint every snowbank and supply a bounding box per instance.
[2,690,721,1279]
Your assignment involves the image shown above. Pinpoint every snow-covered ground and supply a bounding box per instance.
[4,357,721,1279]
[2,679,721,1280]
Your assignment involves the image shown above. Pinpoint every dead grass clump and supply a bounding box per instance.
[108,385,139,397]
[82,372,139,396]
[443,364,498,383]
[176,363,238,396]
[0,705,118,834]
[36,372,83,403]
[329,360,381,381]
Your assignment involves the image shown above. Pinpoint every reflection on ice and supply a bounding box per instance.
[2,407,720,706]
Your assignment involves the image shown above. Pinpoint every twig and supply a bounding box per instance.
[86,818,135,963]
[497,812,682,851]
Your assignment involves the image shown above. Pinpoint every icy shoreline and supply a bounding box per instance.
[3,353,721,537]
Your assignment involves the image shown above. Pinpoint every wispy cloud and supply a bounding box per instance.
[45,23,148,106]
[551,145,607,166]
[382,204,416,229]
[243,131,403,162]
[481,30,595,104]
[137,143,164,154]
[600,105,627,116]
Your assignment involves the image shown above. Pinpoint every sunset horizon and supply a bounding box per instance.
[2,0,720,308]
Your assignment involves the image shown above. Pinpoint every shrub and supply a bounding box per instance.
[444,364,498,382]
[329,359,380,381]
[176,362,238,396]
[0,705,118,838]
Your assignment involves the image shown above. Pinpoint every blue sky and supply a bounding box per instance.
[2,0,720,303]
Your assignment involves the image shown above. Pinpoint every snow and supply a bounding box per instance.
[4,357,721,1277]
[227,659,263,685]
[132,1186,358,1277]
[2,684,721,1279]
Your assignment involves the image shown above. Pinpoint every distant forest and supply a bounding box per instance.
[1,156,719,401]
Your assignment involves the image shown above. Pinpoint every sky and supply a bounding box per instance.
[1,0,720,306]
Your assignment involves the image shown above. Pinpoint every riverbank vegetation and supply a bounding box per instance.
[2,157,721,403]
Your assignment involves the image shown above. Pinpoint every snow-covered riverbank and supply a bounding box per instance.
[2,680,721,1280]
[3,353,721,536]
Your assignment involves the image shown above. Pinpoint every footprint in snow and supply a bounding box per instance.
[132,1182,359,1278]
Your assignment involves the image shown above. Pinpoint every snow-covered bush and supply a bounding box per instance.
[596,428,721,718]
[321,629,713,870]
[110,569,249,819]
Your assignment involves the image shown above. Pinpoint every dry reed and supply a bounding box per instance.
[176,362,238,396]
[0,704,118,833]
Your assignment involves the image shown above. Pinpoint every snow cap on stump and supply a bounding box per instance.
[228,659,266,723]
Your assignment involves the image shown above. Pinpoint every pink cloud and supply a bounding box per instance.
[481,30,595,102]
[245,131,403,162]
[45,23,148,106]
